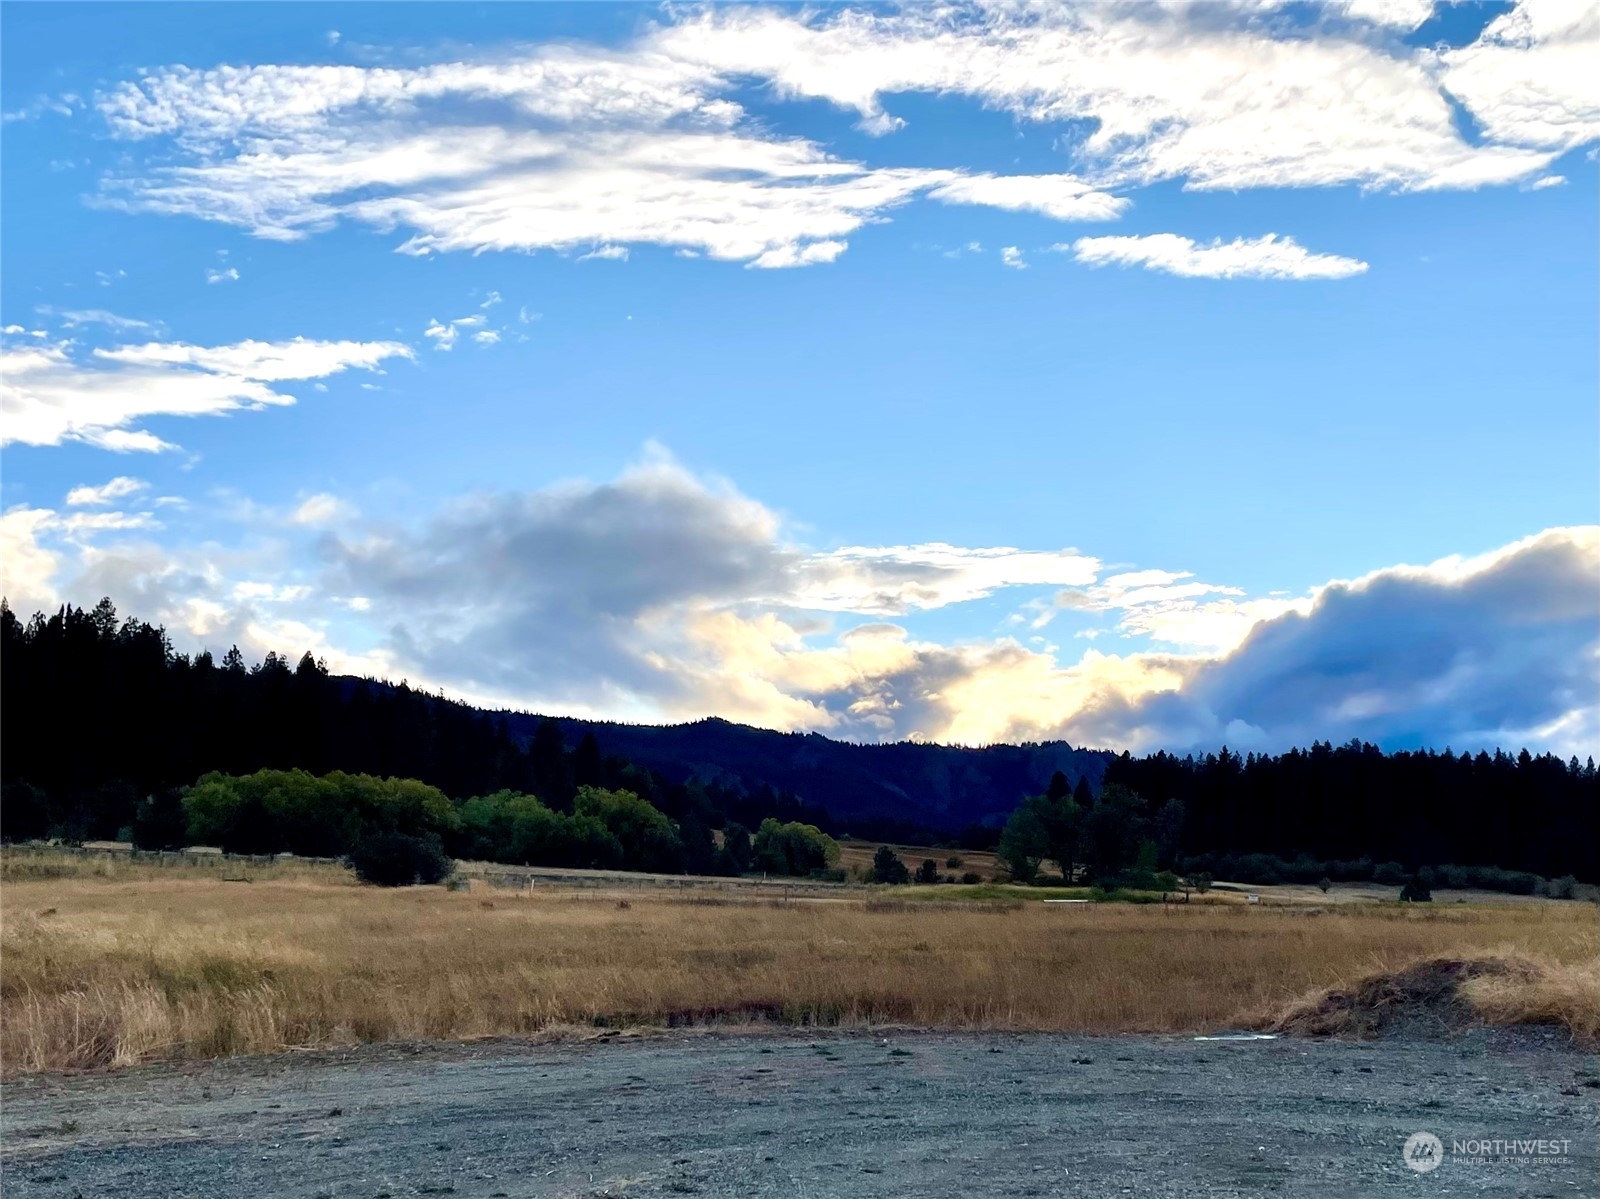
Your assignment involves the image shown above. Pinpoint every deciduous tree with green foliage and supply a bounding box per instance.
[752,819,839,877]
[998,789,1082,883]
[181,769,458,856]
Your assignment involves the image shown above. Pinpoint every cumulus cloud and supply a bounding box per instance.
[0,502,400,683]
[206,267,240,283]
[310,459,1596,753]
[1,334,412,451]
[5,455,1592,756]
[1069,233,1369,280]
[1065,528,1600,754]
[0,506,66,615]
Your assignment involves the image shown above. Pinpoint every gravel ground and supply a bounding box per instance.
[3,1030,1596,1198]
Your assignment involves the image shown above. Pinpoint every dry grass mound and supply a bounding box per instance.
[1271,954,1599,1046]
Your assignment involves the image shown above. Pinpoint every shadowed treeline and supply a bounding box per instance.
[2,598,1595,882]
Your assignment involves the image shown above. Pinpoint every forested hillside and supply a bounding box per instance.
[2,598,1594,880]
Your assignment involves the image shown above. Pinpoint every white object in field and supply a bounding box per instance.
[1247,894,1260,904]
[1042,898,1091,904]
[1193,1032,1278,1041]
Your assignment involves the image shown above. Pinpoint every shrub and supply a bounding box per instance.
[1317,876,1332,894]
[131,789,190,851]
[1548,875,1578,900]
[1373,861,1409,886]
[348,832,453,887]
[945,855,963,868]
[1190,872,1213,894]
[872,845,910,885]
[960,871,982,885]
[720,823,754,873]
[1399,872,1433,903]
[915,859,941,884]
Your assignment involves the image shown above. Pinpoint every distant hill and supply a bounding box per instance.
[507,714,1113,831]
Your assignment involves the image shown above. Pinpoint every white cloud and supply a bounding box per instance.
[1065,527,1600,754]
[425,311,500,350]
[206,266,240,283]
[794,543,1098,616]
[42,307,155,332]
[81,4,1595,272]
[577,244,629,262]
[652,4,1575,192]
[1000,246,1027,270]
[1,334,411,452]
[0,506,65,615]
[929,173,1128,222]
[289,493,355,526]
[1069,233,1369,280]
[66,476,148,507]
[84,29,1127,270]
[5,451,1593,755]
[748,240,848,270]
[1437,1,1600,158]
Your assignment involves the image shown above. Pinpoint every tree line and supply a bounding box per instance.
[0,599,827,852]
[998,747,1598,892]
[3,598,1594,883]
[1101,743,1597,881]
[137,765,842,884]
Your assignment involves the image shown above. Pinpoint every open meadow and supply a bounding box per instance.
[3,850,1595,1074]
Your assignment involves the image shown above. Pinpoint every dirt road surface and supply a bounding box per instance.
[4,1031,1596,1198]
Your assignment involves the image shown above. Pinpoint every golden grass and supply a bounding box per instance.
[1464,955,1600,1043]
[2,870,1594,1073]
[1,848,356,886]
[835,841,1001,882]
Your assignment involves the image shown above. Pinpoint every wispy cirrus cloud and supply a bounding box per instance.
[1,334,412,452]
[69,3,1592,277]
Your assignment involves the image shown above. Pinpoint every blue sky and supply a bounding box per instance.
[3,1,1596,754]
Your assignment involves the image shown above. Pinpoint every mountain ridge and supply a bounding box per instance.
[501,711,1114,830]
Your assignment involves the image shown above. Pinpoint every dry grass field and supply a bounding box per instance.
[3,851,1595,1074]
[834,840,1001,882]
